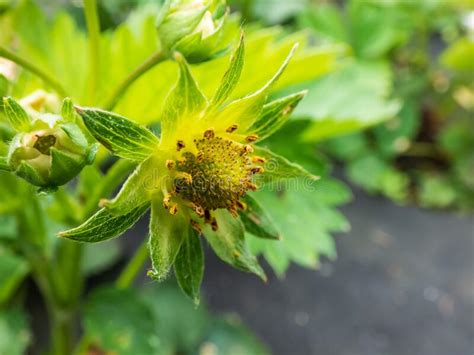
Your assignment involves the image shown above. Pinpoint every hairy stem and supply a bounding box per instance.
[104,50,166,110]
[0,47,67,97]
[84,0,101,104]
[116,240,149,289]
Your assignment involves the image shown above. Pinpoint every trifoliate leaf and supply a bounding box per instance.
[2,97,30,132]
[253,146,318,184]
[101,156,155,216]
[240,194,280,240]
[251,91,307,141]
[210,32,245,108]
[77,107,159,161]
[59,203,149,243]
[174,229,204,305]
[161,53,207,140]
[203,209,266,281]
[148,198,186,281]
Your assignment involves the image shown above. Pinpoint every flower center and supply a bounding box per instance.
[176,135,254,211]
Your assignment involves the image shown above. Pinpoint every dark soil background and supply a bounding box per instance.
[202,187,474,355]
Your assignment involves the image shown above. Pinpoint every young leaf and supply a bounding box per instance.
[251,91,307,141]
[3,97,30,132]
[161,53,207,139]
[210,32,245,108]
[240,194,280,240]
[58,203,149,243]
[61,97,75,122]
[148,198,186,280]
[100,156,155,216]
[253,146,319,184]
[203,209,266,281]
[174,228,204,305]
[76,107,159,161]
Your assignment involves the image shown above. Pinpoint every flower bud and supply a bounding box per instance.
[4,96,97,189]
[157,0,237,63]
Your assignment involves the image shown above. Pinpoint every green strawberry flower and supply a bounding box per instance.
[59,34,317,304]
[1,93,98,191]
[156,0,237,63]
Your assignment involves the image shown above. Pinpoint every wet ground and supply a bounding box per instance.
[202,188,474,355]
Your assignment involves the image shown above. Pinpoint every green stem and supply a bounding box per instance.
[0,47,67,97]
[104,50,166,110]
[116,240,149,289]
[51,310,74,355]
[84,0,101,104]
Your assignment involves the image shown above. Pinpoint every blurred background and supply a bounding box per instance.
[0,0,473,354]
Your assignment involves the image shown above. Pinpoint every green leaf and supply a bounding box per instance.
[141,284,210,353]
[60,97,75,122]
[161,52,207,139]
[253,146,318,185]
[148,198,186,280]
[240,194,280,240]
[2,97,30,132]
[77,107,159,161]
[0,248,29,304]
[101,156,155,216]
[203,209,266,280]
[250,177,350,276]
[0,307,31,355]
[210,32,245,108]
[251,91,306,141]
[58,203,149,243]
[204,318,269,355]
[174,229,204,305]
[84,287,159,355]
[297,61,400,141]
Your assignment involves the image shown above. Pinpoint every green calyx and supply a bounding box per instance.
[3,96,97,189]
[157,0,237,63]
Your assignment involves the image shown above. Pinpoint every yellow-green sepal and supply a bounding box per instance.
[251,91,307,141]
[174,226,204,306]
[253,146,319,185]
[3,97,31,132]
[100,156,156,216]
[77,107,159,162]
[203,209,266,281]
[148,197,186,281]
[58,203,150,243]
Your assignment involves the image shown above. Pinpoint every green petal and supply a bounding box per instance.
[210,31,245,108]
[77,107,159,161]
[161,53,207,140]
[101,156,156,216]
[251,91,307,141]
[253,146,319,185]
[174,227,204,305]
[148,198,186,281]
[240,194,280,240]
[58,203,150,243]
[203,209,266,281]
[3,97,30,132]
